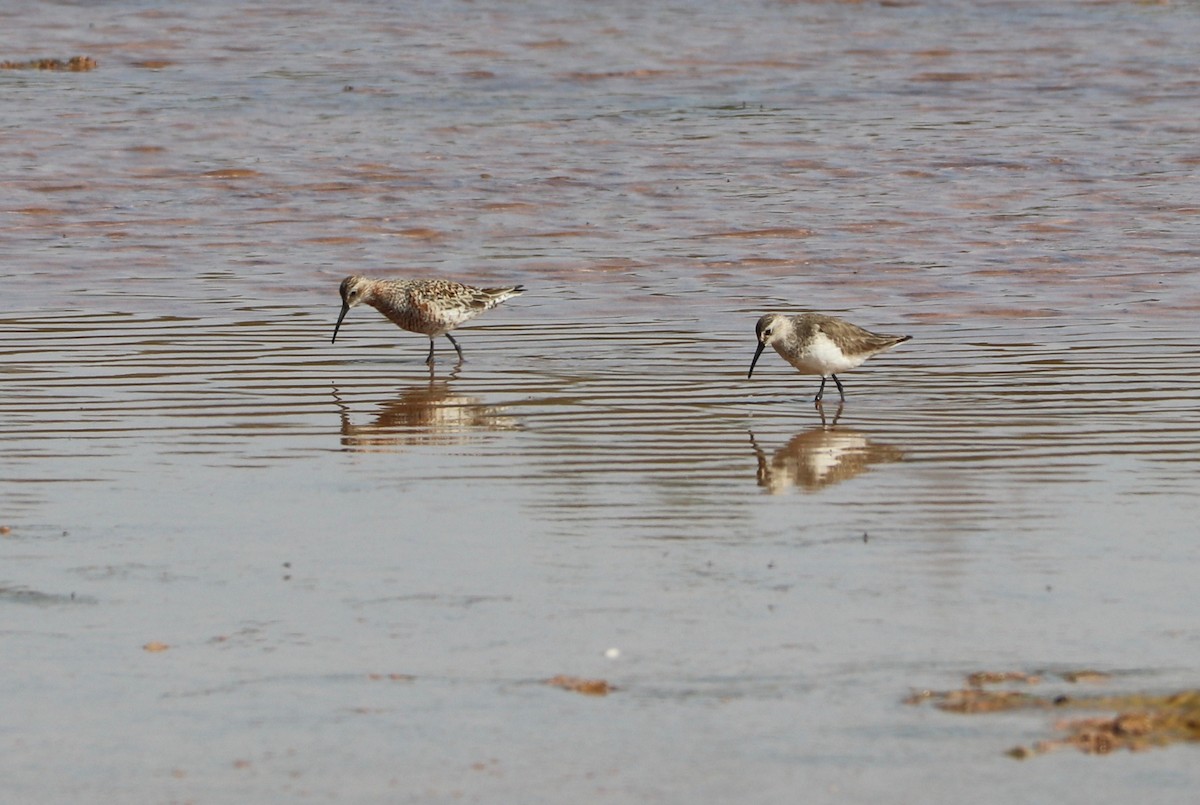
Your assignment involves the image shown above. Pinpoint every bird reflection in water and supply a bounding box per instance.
[749,403,903,493]
[332,378,519,452]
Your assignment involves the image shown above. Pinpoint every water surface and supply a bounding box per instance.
[3,1,1200,802]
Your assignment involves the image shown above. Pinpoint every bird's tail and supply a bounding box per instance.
[472,284,525,310]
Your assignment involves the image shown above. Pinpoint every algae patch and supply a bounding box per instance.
[907,671,1200,758]
[1,56,97,71]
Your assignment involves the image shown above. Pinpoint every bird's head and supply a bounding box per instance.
[332,276,371,343]
[748,314,790,379]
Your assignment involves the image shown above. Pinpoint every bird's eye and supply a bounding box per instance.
[763,328,772,337]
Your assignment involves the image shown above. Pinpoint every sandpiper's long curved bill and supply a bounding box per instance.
[747,340,768,379]
[331,303,350,344]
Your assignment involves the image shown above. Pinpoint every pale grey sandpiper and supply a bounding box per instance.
[331,276,524,365]
[747,312,911,404]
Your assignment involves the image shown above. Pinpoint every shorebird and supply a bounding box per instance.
[747,313,911,403]
[331,276,524,365]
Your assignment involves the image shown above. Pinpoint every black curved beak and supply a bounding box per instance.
[747,340,767,379]
[331,303,350,344]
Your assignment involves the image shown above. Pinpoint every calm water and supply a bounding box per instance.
[3,1,1200,802]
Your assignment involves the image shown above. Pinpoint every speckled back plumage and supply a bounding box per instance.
[331,276,524,363]
[348,277,524,336]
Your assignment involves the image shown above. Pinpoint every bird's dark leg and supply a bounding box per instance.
[425,339,436,366]
[814,376,827,404]
[832,374,846,401]
[445,333,464,362]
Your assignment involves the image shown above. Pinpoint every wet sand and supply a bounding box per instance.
[3,1,1200,802]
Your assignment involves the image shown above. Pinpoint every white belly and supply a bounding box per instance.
[780,332,866,375]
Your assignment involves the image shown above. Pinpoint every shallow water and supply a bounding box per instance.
[3,1,1200,802]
